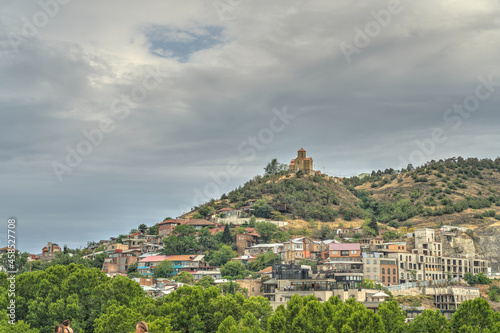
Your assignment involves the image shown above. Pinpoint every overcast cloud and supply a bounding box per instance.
[1,0,500,253]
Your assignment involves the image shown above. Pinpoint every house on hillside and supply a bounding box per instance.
[236,231,260,254]
[102,249,138,277]
[328,243,361,262]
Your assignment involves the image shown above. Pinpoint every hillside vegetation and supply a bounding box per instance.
[189,157,500,230]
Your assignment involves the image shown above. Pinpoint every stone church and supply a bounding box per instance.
[289,148,313,172]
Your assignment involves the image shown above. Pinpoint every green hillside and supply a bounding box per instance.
[189,157,500,230]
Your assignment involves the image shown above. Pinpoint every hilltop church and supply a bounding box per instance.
[289,148,314,173]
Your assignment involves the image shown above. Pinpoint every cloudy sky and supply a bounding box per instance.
[1,0,500,253]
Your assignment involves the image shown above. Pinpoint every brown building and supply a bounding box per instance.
[289,148,313,172]
[158,219,214,237]
[235,279,263,297]
[236,232,260,255]
[102,249,138,276]
[379,259,399,286]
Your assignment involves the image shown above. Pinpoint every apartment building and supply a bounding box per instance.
[388,228,488,283]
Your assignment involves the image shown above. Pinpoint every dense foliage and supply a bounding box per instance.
[2,266,500,333]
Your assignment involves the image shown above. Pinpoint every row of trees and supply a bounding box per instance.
[2,266,500,333]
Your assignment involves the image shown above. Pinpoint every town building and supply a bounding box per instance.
[328,243,361,261]
[236,232,260,255]
[138,254,206,276]
[40,242,62,262]
[235,279,263,297]
[282,237,318,263]
[245,243,283,256]
[262,263,382,310]
[102,249,138,277]
[388,228,488,283]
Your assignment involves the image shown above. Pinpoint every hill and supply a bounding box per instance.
[186,157,500,232]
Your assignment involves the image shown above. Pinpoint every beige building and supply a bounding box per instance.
[425,286,480,311]
[389,228,488,283]
[288,148,313,173]
[235,279,263,297]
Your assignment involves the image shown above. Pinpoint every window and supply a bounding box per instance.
[332,251,338,254]
[341,250,349,256]
[393,268,396,275]
[388,276,391,283]
[382,268,385,274]
[351,251,357,254]
[367,259,370,264]
[382,276,385,282]
[366,267,370,272]
[373,260,377,264]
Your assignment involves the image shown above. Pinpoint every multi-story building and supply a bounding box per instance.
[138,254,205,276]
[328,243,361,262]
[236,232,260,255]
[282,237,316,263]
[105,243,129,253]
[102,249,138,276]
[388,228,488,283]
[426,286,480,313]
[263,263,384,310]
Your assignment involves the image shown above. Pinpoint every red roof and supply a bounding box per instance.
[139,255,169,263]
[218,207,232,212]
[258,266,273,274]
[157,219,188,226]
[298,148,305,152]
[329,243,361,251]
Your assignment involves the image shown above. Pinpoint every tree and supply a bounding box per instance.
[407,309,449,333]
[173,271,195,284]
[147,224,159,235]
[222,224,233,245]
[195,275,215,288]
[163,224,199,255]
[248,252,281,272]
[198,227,218,252]
[255,222,278,243]
[153,261,175,278]
[198,205,215,217]
[138,223,148,233]
[221,261,248,279]
[264,158,287,176]
[253,200,274,219]
[450,298,497,332]
[367,217,379,235]
[210,245,237,267]
[377,300,406,333]
[127,262,138,274]
[130,228,139,234]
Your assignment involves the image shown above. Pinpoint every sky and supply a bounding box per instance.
[1,0,500,254]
